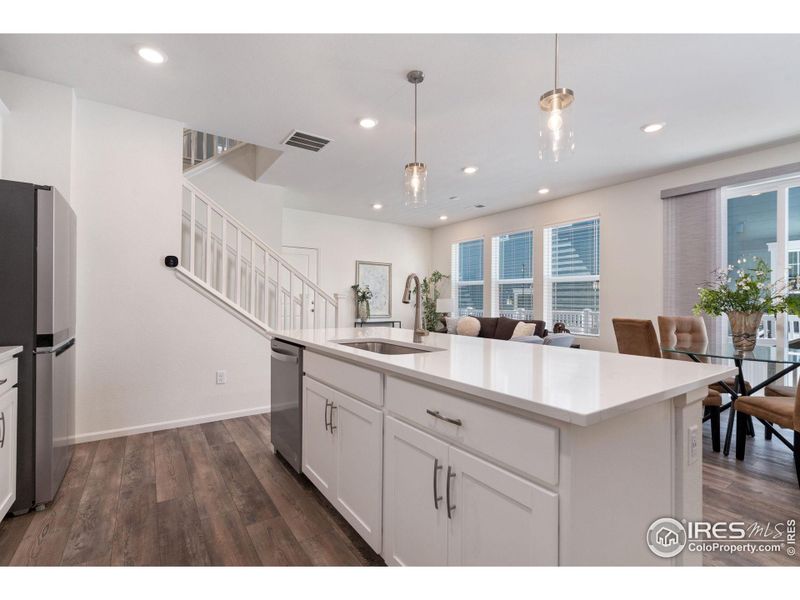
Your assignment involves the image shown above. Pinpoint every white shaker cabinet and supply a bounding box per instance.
[383,417,558,566]
[0,351,20,521]
[383,416,449,566]
[302,377,337,501]
[447,446,558,566]
[302,375,383,552]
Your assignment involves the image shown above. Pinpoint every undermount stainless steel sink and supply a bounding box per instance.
[336,340,440,355]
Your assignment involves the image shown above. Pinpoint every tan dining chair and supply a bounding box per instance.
[612,318,724,451]
[657,315,751,396]
[735,381,800,487]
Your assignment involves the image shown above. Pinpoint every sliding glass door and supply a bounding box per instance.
[724,177,800,346]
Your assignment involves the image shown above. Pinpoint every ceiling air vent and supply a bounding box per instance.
[282,130,332,152]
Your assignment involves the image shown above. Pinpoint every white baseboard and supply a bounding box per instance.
[69,405,271,444]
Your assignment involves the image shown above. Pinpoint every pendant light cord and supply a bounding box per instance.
[554,33,559,91]
[413,81,418,162]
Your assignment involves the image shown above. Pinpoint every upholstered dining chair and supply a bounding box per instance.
[735,381,800,487]
[612,318,724,452]
[656,315,751,396]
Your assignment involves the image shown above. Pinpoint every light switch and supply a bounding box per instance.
[216,370,227,385]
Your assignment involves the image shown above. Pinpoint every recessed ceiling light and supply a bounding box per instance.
[137,46,167,64]
[372,203,383,210]
[359,118,378,129]
[462,166,478,175]
[538,187,550,195]
[439,215,448,221]
[640,122,665,134]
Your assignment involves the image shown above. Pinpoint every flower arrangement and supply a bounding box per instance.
[693,257,800,317]
[351,284,373,321]
[694,257,800,350]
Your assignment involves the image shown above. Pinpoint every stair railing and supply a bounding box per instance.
[179,178,338,331]
[183,129,244,171]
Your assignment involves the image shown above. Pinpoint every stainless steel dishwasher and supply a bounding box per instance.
[270,338,303,472]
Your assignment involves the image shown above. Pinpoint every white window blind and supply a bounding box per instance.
[491,231,533,319]
[543,218,600,335]
[451,239,484,316]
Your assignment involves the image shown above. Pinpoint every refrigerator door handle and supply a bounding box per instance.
[34,337,76,355]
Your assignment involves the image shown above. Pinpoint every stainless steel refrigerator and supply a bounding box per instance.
[0,179,77,513]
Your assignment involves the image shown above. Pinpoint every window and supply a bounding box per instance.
[451,239,484,316]
[491,231,533,319]
[543,218,600,336]
[726,179,800,343]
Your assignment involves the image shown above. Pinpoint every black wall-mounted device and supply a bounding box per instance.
[164,255,179,268]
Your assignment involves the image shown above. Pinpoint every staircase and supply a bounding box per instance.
[178,178,338,333]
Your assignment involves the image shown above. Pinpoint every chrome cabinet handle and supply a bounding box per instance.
[426,409,463,427]
[446,466,456,519]
[329,405,337,434]
[433,458,443,510]
[324,400,331,431]
[0,378,7,386]
[0,411,5,449]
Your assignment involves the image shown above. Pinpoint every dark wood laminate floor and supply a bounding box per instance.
[0,414,383,566]
[702,419,800,566]
[0,414,797,566]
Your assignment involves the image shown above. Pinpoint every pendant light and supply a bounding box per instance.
[538,34,575,162]
[404,70,427,208]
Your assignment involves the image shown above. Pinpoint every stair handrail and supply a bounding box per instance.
[180,177,338,331]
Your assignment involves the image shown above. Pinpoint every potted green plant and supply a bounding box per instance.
[351,284,373,322]
[414,270,449,332]
[693,257,800,351]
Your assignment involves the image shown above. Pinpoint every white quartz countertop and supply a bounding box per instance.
[269,327,737,426]
[0,346,23,363]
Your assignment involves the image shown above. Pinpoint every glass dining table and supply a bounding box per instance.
[661,341,800,456]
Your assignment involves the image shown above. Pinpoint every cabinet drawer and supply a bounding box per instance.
[304,351,383,407]
[0,358,18,398]
[385,376,559,486]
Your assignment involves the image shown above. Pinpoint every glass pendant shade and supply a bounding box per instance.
[538,88,575,162]
[403,162,427,208]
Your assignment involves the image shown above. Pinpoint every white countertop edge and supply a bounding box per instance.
[0,346,23,363]
[269,331,738,426]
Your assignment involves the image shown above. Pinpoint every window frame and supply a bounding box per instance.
[451,237,486,317]
[722,175,800,344]
[542,216,601,337]
[490,229,534,320]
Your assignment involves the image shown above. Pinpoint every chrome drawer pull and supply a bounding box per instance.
[324,400,331,431]
[329,405,337,434]
[0,411,5,449]
[0,378,7,386]
[426,409,463,427]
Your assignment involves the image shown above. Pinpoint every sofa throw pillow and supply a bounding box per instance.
[511,321,536,338]
[456,316,481,337]
[445,316,462,334]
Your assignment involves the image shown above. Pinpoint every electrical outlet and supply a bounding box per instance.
[688,424,699,465]
[216,370,227,385]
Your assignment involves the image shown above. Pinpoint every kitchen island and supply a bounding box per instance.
[268,326,736,566]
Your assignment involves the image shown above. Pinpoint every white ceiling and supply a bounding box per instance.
[2,34,800,228]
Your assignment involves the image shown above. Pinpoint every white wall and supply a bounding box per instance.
[71,99,270,441]
[432,141,800,352]
[0,70,74,199]
[186,144,285,250]
[282,208,433,327]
